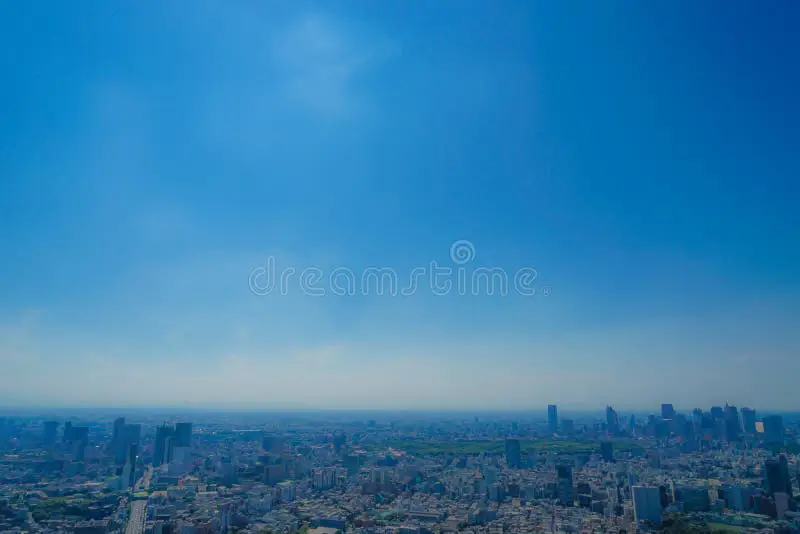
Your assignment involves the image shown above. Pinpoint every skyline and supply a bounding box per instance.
[1,2,799,409]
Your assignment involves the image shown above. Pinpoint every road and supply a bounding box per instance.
[134,465,153,492]
[125,499,146,534]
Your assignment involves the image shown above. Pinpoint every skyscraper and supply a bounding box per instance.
[724,404,741,442]
[174,422,193,448]
[547,405,558,432]
[632,486,662,526]
[71,426,89,444]
[765,455,793,497]
[741,408,757,434]
[780,455,793,498]
[154,424,175,466]
[116,424,141,465]
[262,435,285,455]
[600,441,614,462]
[763,415,785,444]
[121,443,138,488]
[606,406,619,435]
[661,404,675,420]
[70,426,89,461]
[43,421,59,444]
[112,417,125,448]
[126,443,138,487]
[556,464,574,506]
[692,409,704,434]
[505,438,521,469]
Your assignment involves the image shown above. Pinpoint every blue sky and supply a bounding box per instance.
[1,1,798,410]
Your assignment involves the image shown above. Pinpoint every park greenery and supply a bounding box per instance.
[365,438,644,456]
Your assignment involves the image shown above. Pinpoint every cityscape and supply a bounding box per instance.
[1,404,800,533]
[3,1,799,534]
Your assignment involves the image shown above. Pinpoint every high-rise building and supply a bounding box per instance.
[174,422,193,448]
[780,455,793,498]
[710,406,724,419]
[63,421,73,442]
[763,415,785,444]
[692,409,704,434]
[741,408,757,434]
[765,455,793,497]
[547,405,558,432]
[333,433,346,453]
[154,424,176,466]
[262,435,285,455]
[605,406,619,435]
[505,438,521,469]
[556,464,574,506]
[600,441,614,462]
[71,426,89,444]
[112,417,125,447]
[126,443,138,486]
[561,419,575,434]
[43,421,59,444]
[70,426,89,461]
[632,486,662,526]
[676,486,711,512]
[344,454,361,475]
[724,404,741,442]
[116,424,141,465]
[661,404,675,420]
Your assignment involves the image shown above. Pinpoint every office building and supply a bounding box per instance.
[600,441,614,462]
[505,438,521,468]
[605,406,619,435]
[691,409,704,433]
[556,464,574,506]
[741,407,757,434]
[661,404,675,420]
[112,417,125,447]
[43,421,59,444]
[724,404,741,442]
[561,419,575,434]
[263,435,285,455]
[68,426,89,461]
[344,454,361,475]
[763,415,785,444]
[677,486,711,512]
[154,424,176,466]
[632,486,662,526]
[121,443,138,487]
[547,405,558,432]
[116,424,141,465]
[174,422,192,448]
[765,455,793,497]
[127,444,138,485]
[71,426,89,444]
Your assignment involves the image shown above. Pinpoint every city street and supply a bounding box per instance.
[125,500,146,534]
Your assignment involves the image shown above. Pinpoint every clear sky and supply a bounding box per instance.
[1,1,798,411]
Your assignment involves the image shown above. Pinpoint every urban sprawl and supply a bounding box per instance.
[1,404,799,533]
